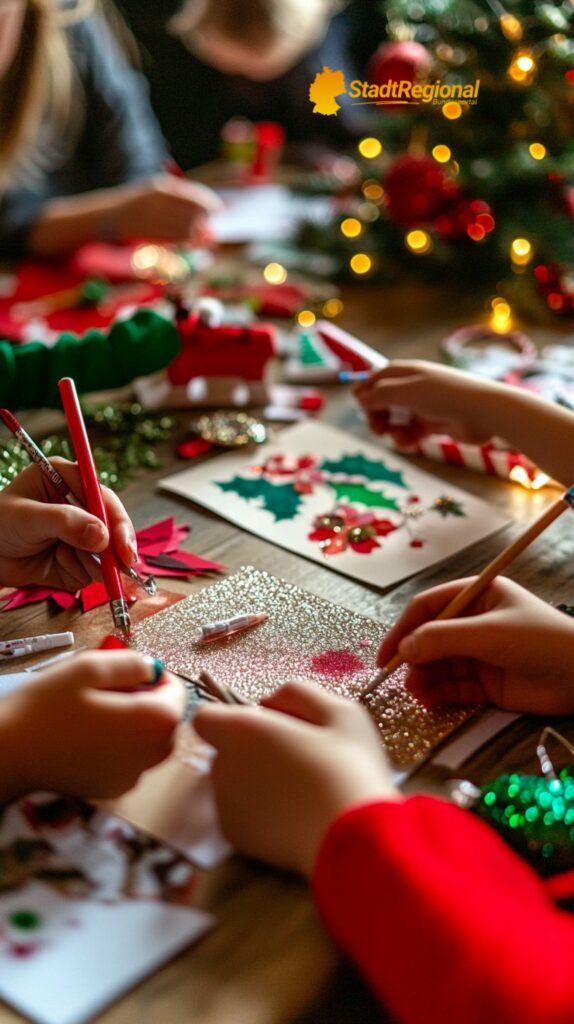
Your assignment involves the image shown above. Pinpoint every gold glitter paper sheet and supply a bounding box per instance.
[133,566,473,769]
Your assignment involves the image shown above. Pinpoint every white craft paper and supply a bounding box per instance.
[160,421,510,588]
[211,184,332,243]
[0,798,214,1024]
[0,882,213,1024]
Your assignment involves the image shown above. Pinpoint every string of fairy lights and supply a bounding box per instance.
[264,1,574,327]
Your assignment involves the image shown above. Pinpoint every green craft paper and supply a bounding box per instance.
[218,476,304,521]
[320,453,407,488]
[0,309,181,408]
[329,481,400,510]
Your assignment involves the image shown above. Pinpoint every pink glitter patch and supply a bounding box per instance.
[310,649,365,677]
[359,639,372,648]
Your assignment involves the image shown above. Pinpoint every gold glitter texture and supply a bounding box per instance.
[133,567,473,768]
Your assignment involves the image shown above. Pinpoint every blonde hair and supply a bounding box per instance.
[0,0,94,189]
[170,0,342,55]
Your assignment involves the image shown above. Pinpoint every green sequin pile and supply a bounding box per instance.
[0,403,176,492]
[476,768,574,875]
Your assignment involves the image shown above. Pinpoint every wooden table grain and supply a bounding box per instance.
[1,279,574,1024]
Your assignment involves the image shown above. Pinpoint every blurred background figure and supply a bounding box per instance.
[115,0,384,168]
[0,0,219,258]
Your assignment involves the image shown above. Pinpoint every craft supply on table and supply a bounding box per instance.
[193,611,268,645]
[26,648,87,673]
[58,378,131,639]
[0,646,33,661]
[284,320,388,384]
[210,184,332,244]
[0,632,73,655]
[385,433,550,490]
[439,324,536,379]
[159,420,510,590]
[190,411,267,447]
[361,484,574,698]
[132,566,490,771]
[0,518,224,617]
[0,794,213,1024]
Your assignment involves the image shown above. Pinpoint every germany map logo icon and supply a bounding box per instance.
[309,66,347,116]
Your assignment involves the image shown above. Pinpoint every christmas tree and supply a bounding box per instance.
[297,0,574,316]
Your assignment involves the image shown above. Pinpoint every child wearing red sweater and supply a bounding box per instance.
[194,365,574,1023]
[195,577,574,1024]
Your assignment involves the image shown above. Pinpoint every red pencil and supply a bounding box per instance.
[58,377,131,638]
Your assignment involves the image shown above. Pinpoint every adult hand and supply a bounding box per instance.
[112,174,222,244]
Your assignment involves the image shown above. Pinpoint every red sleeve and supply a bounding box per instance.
[312,796,574,1024]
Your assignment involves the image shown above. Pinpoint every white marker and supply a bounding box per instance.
[0,631,74,655]
[193,612,268,645]
[0,646,33,661]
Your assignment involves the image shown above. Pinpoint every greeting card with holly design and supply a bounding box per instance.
[160,422,509,588]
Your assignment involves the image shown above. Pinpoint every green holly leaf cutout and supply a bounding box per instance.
[319,454,408,489]
[430,495,466,518]
[218,476,304,521]
[329,482,400,510]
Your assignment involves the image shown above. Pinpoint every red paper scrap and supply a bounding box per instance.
[0,518,226,614]
[0,586,77,612]
[177,438,213,460]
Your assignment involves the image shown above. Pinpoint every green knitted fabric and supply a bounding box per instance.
[0,309,181,408]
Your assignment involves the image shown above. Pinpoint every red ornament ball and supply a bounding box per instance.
[368,40,432,87]
[384,154,459,227]
[367,41,432,113]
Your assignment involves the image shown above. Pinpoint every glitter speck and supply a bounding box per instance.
[310,649,365,678]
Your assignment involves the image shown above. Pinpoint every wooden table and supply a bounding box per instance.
[2,279,574,1024]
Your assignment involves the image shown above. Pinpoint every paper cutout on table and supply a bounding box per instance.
[219,475,305,521]
[211,184,332,244]
[131,566,481,770]
[160,421,510,589]
[319,453,408,488]
[0,586,76,612]
[0,794,214,1024]
[0,517,225,616]
[105,725,232,871]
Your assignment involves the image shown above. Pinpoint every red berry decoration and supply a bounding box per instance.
[435,196,496,241]
[384,154,458,227]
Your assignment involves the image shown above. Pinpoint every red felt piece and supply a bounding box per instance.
[176,438,213,460]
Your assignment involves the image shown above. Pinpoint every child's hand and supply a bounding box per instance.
[377,577,574,714]
[194,681,397,877]
[0,460,137,590]
[354,361,509,447]
[1,651,185,801]
[112,175,222,245]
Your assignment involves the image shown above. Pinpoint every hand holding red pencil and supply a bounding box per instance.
[58,378,132,636]
[0,459,137,590]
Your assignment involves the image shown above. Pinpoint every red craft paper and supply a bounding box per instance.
[0,519,226,615]
[139,551,225,576]
[135,518,189,557]
[0,586,77,612]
